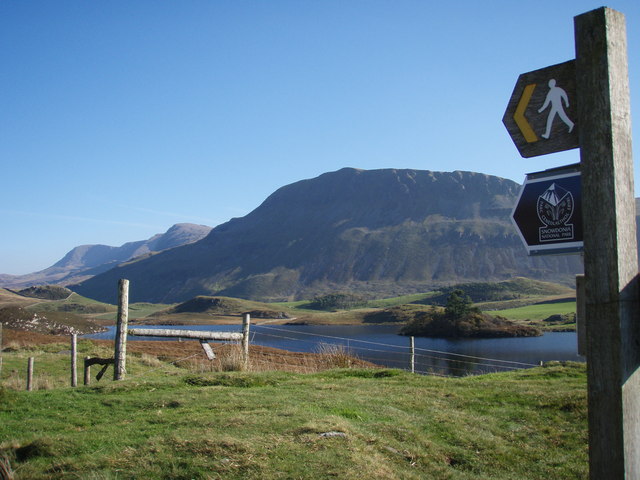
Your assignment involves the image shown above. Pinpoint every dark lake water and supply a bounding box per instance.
[85,324,583,377]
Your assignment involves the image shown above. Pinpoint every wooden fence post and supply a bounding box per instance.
[242,313,251,370]
[84,356,91,386]
[113,279,129,381]
[26,357,34,391]
[410,336,415,373]
[575,8,639,478]
[71,334,78,387]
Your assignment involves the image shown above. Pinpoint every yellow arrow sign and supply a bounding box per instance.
[503,60,577,158]
[514,83,538,143]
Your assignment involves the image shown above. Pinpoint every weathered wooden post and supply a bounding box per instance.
[71,334,78,387]
[26,357,34,391]
[242,313,251,370]
[113,279,129,381]
[575,275,586,357]
[410,336,415,374]
[84,356,91,385]
[0,322,3,378]
[575,7,640,479]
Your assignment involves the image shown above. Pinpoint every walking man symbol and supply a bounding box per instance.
[538,79,574,139]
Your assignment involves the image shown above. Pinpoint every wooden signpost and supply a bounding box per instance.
[504,7,638,478]
[575,8,639,479]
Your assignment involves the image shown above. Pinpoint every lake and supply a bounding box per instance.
[85,324,583,377]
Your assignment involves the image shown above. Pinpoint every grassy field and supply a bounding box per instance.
[486,301,576,321]
[95,302,175,322]
[25,292,116,313]
[0,355,587,479]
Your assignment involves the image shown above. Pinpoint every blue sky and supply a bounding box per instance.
[1,0,639,275]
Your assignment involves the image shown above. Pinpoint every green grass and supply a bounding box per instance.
[93,302,175,321]
[0,356,588,479]
[20,293,171,322]
[366,292,439,308]
[0,340,183,391]
[277,278,574,324]
[486,301,576,321]
[272,299,309,309]
[25,293,117,314]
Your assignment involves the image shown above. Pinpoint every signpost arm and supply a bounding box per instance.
[575,7,639,479]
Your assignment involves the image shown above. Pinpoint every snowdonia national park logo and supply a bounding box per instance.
[536,183,575,242]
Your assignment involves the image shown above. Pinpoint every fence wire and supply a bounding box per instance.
[79,323,544,382]
[250,324,540,377]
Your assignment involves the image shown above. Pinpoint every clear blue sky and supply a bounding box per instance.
[1,0,639,275]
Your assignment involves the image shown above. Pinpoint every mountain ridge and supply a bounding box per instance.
[70,168,583,303]
[0,223,212,288]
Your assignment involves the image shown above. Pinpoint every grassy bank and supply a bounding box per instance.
[0,360,587,479]
[486,301,576,321]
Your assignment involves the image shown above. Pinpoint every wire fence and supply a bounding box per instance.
[80,322,563,376]
[4,324,550,392]
[249,324,540,377]
[112,323,544,378]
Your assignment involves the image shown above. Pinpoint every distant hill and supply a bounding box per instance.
[0,305,104,335]
[15,285,73,300]
[155,296,290,319]
[0,223,212,289]
[71,168,583,304]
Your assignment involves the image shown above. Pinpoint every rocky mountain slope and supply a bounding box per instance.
[0,223,212,288]
[70,168,583,304]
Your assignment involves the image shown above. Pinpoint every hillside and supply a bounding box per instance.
[0,288,42,308]
[71,168,583,304]
[142,296,291,325]
[14,285,72,300]
[0,305,105,335]
[0,223,212,289]
[417,277,574,305]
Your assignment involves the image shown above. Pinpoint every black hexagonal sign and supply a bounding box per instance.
[512,165,583,255]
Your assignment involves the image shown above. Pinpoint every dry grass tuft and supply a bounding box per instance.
[0,454,14,480]
[2,368,55,391]
[216,344,247,372]
[177,344,248,373]
[3,371,23,391]
[315,342,358,369]
[138,353,163,368]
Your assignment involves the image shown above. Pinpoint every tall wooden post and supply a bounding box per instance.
[410,336,415,374]
[0,322,3,378]
[71,334,78,387]
[575,8,639,478]
[575,275,586,357]
[113,279,129,381]
[26,357,34,391]
[242,313,251,370]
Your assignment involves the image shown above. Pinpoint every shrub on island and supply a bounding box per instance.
[400,289,542,338]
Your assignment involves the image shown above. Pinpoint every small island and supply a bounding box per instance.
[400,289,542,338]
